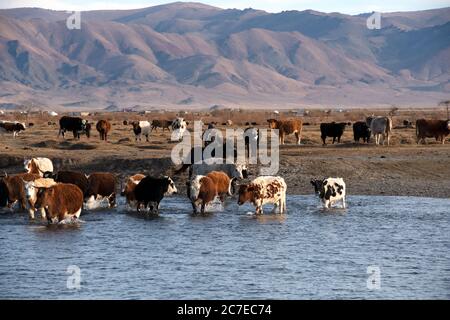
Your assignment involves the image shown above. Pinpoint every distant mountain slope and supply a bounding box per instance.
[0,2,449,110]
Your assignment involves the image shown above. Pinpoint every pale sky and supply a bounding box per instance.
[0,0,449,14]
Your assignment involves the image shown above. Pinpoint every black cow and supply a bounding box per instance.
[58,116,91,139]
[320,122,348,145]
[134,176,177,213]
[353,121,371,143]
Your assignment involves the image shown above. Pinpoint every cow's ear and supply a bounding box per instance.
[310,180,316,186]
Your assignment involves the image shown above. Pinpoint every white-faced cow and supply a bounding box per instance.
[133,176,177,214]
[310,177,346,209]
[23,178,57,219]
[172,118,188,141]
[131,121,151,142]
[237,176,287,215]
[366,116,392,146]
[416,119,450,144]
[0,173,40,211]
[34,183,84,224]
[24,157,53,177]
[121,173,145,207]
[0,121,26,138]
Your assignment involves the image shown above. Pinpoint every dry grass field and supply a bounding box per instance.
[1,108,449,198]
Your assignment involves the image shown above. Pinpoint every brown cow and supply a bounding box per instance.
[0,173,40,211]
[85,172,117,207]
[121,173,145,207]
[96,120,112,141]
[416,119,450,144]
[34,183,84,224]
[267,119,303,145]
[151,120,172,132]
[188,171,234,214]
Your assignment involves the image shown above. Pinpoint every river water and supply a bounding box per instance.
[0,195,449,299]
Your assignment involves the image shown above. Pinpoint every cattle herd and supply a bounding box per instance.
[0,112,449,224]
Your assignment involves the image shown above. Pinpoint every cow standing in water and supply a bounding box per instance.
[310,177,346,209]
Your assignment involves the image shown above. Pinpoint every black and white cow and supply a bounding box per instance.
[134,176,177,213]
[58,116,90,139]
[131,121,151,142]
[0,121,26,138]
[171,118,188,141]
[310,177,346,209]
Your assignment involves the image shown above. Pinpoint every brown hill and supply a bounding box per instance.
[0,2,449,110]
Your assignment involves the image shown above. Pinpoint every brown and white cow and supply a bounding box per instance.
[23,178,57,219]
[34,183,84,224]
[0,121,26,138]
[416,119,450,144]
[237,176,287,215]
[24,157,54,177]
[96,120,112,141]
[188,171,234,214]
[85,172,117,207]
[121,173,145,207]
[0,173,40,211]
[267,119,302,145]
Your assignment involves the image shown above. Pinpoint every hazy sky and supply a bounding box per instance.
[0,0,449,14]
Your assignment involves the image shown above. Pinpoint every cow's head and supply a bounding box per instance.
[23,159,32,173]
[267,119,278,129]
[131,121,141,134]
[366,116,374,127]
[23,180,37,201]
[237,184,255,205]
[163,176,178,195]
[310,179,324,197]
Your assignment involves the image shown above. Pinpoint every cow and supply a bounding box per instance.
[188,171,234,214]
[151,120,173,132]
[133,176,177,214]
[189,163,248,180]
[416,119,450,144]
[267,119,302,145]
[244,127,259,159]
[85,172,117,207]
[172,118,188,141]
[23,178,57,219]
[320,122,347,145]
[34,183,84,224]
[237,176,287,215]
[24,158,53,177]
[44,170,89,195]
[353,121,371,143]
[366,116,392,145]
[121,173,145,207]
[131,121,151,142]
[0,173,40,211]
[0,121,26,137]
[202,123,218,147]
[310,177,346,209]
[96,120,112,141]
[58,116,90,139]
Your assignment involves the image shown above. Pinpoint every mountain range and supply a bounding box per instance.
[0,2,449,110]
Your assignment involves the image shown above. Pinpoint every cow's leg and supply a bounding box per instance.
[295,132,301,145]
[28,207,35,219]
[321,135,326,146]
[145,134,149,142]
[332,136,336,144]
[386,133,390,146]
[39,207,46,219]
[201,202,206,214]
[191,201,198,214]
[342,196,346,209]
